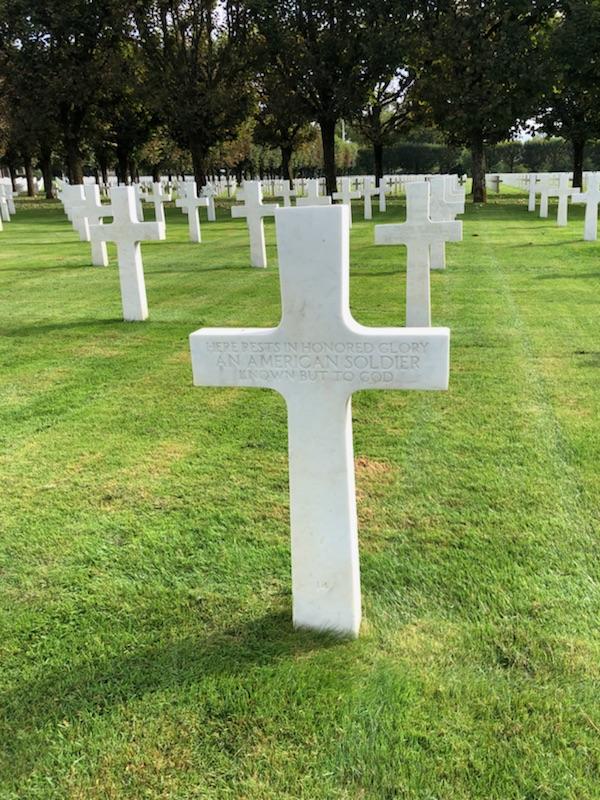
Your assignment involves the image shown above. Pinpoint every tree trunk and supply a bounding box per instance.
[8,162,17,192]
[373,141,384,187]
[152,165,160,182]
[39,145,54,199]
[281,144,293,183]
[116,151,129,185]
[66,141,84,184]
[572,137,586,188]
[98,156,108,186]
[190,142,208,192]
[319,117,337,196]
[23,154,35,197]
[471,137,487,203]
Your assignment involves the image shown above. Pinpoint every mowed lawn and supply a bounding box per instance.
[0,189,599,800]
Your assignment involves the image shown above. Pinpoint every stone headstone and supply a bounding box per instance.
[296,179,332,208]
[375,182,462,326]
[362,176,379,220]
[333,177,361,227]
[231,180,278,268]
[189,205,450,636]
[572,172,600,241]
[176,181,209,242]
[89,186,165,321]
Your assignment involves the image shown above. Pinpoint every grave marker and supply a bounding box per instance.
[189,205,450,636]
[375,182,462,326]
[296,179,332,207]
[362,176,379,220]
[176,181,209,242]
[89,186,165,321]
[231,180,278,268]
[572,172,600,240]
[428,176,464,271]
[333,177,361,226]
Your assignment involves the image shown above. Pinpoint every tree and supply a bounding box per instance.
[538,0,600,187]
[1,0,127,184]
[353,76,414,185]
[246,0,405,195]
[253,67,313,185]
[133,0,255,190]
[412,0,555,202]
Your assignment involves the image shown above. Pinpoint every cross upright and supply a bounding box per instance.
[176,181,209,243]
[151,182,171,227]
[375,182,462,326]
[278,180,296,208]
[80,185,110,266]
[362,176,379,220]
[572,172,600,240]
[231,180,279,268]
[428,176,464,271]
[0,191,10,223]
[64,186,91,241]
[538,176,555,219]
[378,176,388,213]
[333,177,361,226]
[443,176,465,214]
[200,184,217,221]
[89,186,165,322]
[295,178,332,208]
[528,173,538,212]
[0,184,14,217]
[189,205,449,637]
[555,173,579,226]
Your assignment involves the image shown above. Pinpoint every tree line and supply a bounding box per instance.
[0,0,599,203]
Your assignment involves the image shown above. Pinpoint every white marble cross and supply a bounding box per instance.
[362,176,379,220]
[378,177,388,213]
[151,182,170,226]
[278,180,296,208]
[64,185,90,241]
[0,191,10,223]
[176,181,209,242]
[201,184,217,222]
[295,178,332,208]
[375,182,462,326]
[572,172,600,240]
[189,205,449,637]
[556,173,579,227]
[133,184,144,222]
[0,184,15,217]
[231,180,279,268]
[333,177,361,226]
[428,176,464,271]
[89,186,165,321]
[81,185,110,266]
[538,177,554,219]
[528,173,538,212]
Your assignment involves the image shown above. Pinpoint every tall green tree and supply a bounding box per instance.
[246,0,406,195]
[413,0,555,202]
[133,0,255,189]
[538,0,600,187]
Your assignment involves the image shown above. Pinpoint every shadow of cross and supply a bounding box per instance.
[572,173,600,241]
[375,182,462,327]
[189,205,450,637]
[89,186,165,322]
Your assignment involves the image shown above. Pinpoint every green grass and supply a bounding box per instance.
[0,190,599,800]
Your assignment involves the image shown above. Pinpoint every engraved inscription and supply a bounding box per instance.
[206,340,430,384]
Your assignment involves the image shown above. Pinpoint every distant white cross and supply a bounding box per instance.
[375,182,462,326]
[201,184,217,222]
[0,184,15,216]
[80,185,110,266]
[333,177,361,227]
[572,172,600,240]
[528,173,538,212]
[231,180,279,268]
[64,185,90,241]
[151,182,170,227]
[538,177,555,219]
[0,191,10,223]
[176,181,209,243]
[295,178,332,207]
[362,176,379,220]
[378,177,388,213]
[428,176,464,271]
[189,205,450,637]
[555,173,579,227]
[89,186,165,321]
[278,180,296,208]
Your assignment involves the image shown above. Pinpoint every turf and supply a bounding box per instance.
[0,190,599,800]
